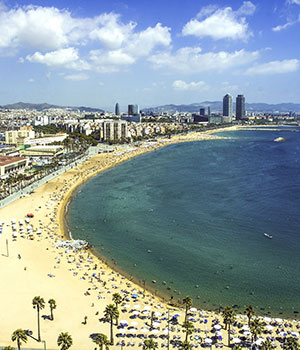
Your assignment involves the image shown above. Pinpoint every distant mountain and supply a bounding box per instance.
[142,102,300,114]
[2,102,105,113]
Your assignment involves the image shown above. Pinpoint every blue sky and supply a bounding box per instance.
[0,0,299,110]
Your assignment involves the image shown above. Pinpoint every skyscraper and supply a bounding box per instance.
[207,106,211,116]
[128,104,139,115]
[223,94,233,118]
[115,103,120,115]
[236,94,245,120]
[200,108,205,116]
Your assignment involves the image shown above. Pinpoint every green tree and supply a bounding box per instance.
[104,304,119,345]
[182,296,192,322]
[57,332,73,350]
[250,318,265,342]
[244,305,255,327]
[143,338,157,350]
[112,293,122,324]
[48,298,57,320]
[93,333,110,350]
[285,337,300,350]
[179,341,192,350]
[3,346,15,350]
[11,329,27,350]
[32,296,45,341]
[222,306,236,346]
[182,320,194,342]
[261,339,274,350]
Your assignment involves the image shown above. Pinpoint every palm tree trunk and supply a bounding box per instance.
[51,308,53,320]
[228,324,231,347]
[110,319,114,345]
[37,307,41,341]
[185,330,188,342]
[18,338,21,350]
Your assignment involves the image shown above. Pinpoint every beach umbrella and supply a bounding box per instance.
[132,310,140,316]
[243,331,251,336]
[264,317,272,322]
[214,324,222,330]
[190,307,198,312]
[144,306,151,311]
[120,320,128,325]
[123,304,130,308]
[130,321,138,326]
[255,338,265,346]
[275,318,283,323]
[153,321,160,327]
[216,331,223,336]
[205,338,212,344]
[132,294,138,298]
[154,311,162,317]
[140,328,149,333]
[129,328,137,333]
[265,325,274,331]
[133,304,141,309]
[142,311,150,315]
[162,329,169,334]
[151,329,160,334]
[291,332,299,337]
[232,338,241,344]
[242,325,250,331]
[118,328,126,332]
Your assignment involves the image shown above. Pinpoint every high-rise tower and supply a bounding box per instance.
[128,104,139,115]
[223,94,233,118]
[115,103,120,115]
[236,94,245,120]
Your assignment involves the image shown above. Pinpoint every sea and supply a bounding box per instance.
[67,127,300,318]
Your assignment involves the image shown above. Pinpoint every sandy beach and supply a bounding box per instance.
[1,125,299,349]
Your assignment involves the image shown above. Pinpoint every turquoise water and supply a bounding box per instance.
[67,128,300,317]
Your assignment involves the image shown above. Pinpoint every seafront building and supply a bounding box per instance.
[115,103,120,116]
[223,94,233,120]
[236,94,246,120]
[0,155,28,178]
[102,120,128,142]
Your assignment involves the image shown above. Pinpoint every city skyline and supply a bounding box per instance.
[0,0,300,109]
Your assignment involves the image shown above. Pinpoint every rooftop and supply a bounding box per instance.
[0,155,26,166]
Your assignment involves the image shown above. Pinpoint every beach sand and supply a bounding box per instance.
[0,125,298,349]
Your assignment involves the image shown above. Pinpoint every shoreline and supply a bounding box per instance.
[1,124,299,349]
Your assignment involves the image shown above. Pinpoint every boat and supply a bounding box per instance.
[264,233,273,239]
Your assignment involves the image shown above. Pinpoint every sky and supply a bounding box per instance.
[0,0,299,110]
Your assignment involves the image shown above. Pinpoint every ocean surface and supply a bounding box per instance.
[67,127,300,318]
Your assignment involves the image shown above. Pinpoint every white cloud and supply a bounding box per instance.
[0,4,171,73]
[236,1,256,15]
[64,73,89,81]
[172,80,207,91]
[149,47,259,73]
[182,2,255,40]
[245,59,300,75]
[28,78,34,83]
[89,13,136,50]
[272,21,295,31]
[26,47,90,70]
[286,0,300,4]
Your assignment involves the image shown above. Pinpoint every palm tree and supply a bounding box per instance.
[104,304,119,345]
[182,296,192,322]
[32,296,45,341]
[57,332,73,350]
[112,293,122,324]
[11,329,27,350]
[179,341,192,350]
[285,337,300,350]
[244,305,255,326]
[48,298,57,320]
[182,320,194,342]
[112,293,122,308]
[261,339,274,350]
[250,318,265,342]
[93,333,110,350]
[143,338,157,350]
[222,306,236,346]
